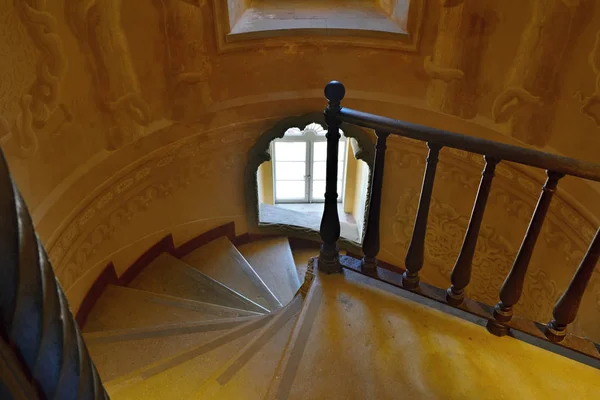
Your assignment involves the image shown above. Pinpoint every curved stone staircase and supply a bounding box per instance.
[81,234,600,400]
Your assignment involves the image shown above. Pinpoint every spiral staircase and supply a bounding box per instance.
[71,233,598,400]
[2,80,600,398]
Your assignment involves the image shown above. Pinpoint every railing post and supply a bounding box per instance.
[362,130,390,273]
[487,170,564,336]
[545,228,600,342]
[319,81,345,274]
[447,156,499,305]
[403,142,442,289]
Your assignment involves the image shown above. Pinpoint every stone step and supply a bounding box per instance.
[128,252,268,314]
[83,285,254,333]
[106,322,260,399]
[87,329,227,383]
[194,295,302,399]
[238,237,301,307]
[182,237,281,311]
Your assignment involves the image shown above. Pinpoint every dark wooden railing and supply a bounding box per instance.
[319,81,600,361]
[0,150,108,398]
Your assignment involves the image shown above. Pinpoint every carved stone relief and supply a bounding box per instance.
[492,0,584,146]
[0,1,68,158]
[156,0,213,121]
[424,0,493,119]
[578,30,600,126]
[66,0,150,150]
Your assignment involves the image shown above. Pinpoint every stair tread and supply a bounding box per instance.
[128,252,268,314]
[182,236,281,310]
[196,303,300,400]
[83,285,251,333]
[238,237,301,307]
[107,324,258,399]
[87,329,227,382]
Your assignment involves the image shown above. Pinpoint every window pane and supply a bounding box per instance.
[312,161,345,180]
[276,181,306,200]
[313,161,326,180]
[275,162,305,180]
[313,141,346,162]
[339,141,346,160]
[313,142,327,161]
[312,180,325,200]
[274,142,306,161]
[311,180,343,200]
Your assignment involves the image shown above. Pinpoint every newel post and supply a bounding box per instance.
[318,81,345,274]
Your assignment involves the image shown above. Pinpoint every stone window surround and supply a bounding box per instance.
[212,0,425,52]
[245,112,375,248]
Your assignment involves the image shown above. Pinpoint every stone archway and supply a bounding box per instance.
[244,112,375,245]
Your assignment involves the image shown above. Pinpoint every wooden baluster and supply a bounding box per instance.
[402,142,442,289]
[447,156,499,305]
[319,81,345,274]
[545,228,600,342]
[362,130,390,273]
[487,170,564,336]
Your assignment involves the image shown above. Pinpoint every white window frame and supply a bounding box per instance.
[272,123,347,204]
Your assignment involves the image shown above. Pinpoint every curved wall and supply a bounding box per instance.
[0,1,599,338]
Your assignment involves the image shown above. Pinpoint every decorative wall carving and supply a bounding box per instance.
[424,0,491,119]
[48,122,254,289]
[578,30,600,127]
[157,0,212,121]
[7,0,68,158]
[66,0,150,150]
[492,0,583,146]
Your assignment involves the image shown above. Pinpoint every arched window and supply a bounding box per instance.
[272,123,347,203]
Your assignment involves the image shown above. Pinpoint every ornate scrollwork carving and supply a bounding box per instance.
[424,0,492,119]
[492,0,584,146]
[577,30,600,127]
[9,0,68,158]
[156,0,213,121]
[66,0,150,150]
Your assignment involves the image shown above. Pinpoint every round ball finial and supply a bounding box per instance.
[325,81,345,103]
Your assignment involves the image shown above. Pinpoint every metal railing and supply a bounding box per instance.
[318,81,600,361]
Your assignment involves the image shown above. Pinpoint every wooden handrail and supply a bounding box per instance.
[320,81,600,362]
[338,107,600,182]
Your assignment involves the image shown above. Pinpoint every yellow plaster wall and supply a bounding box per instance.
[353,157,370,239]
[0,0,599,337]
[343,142,358,213]
[258,160,274,205]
